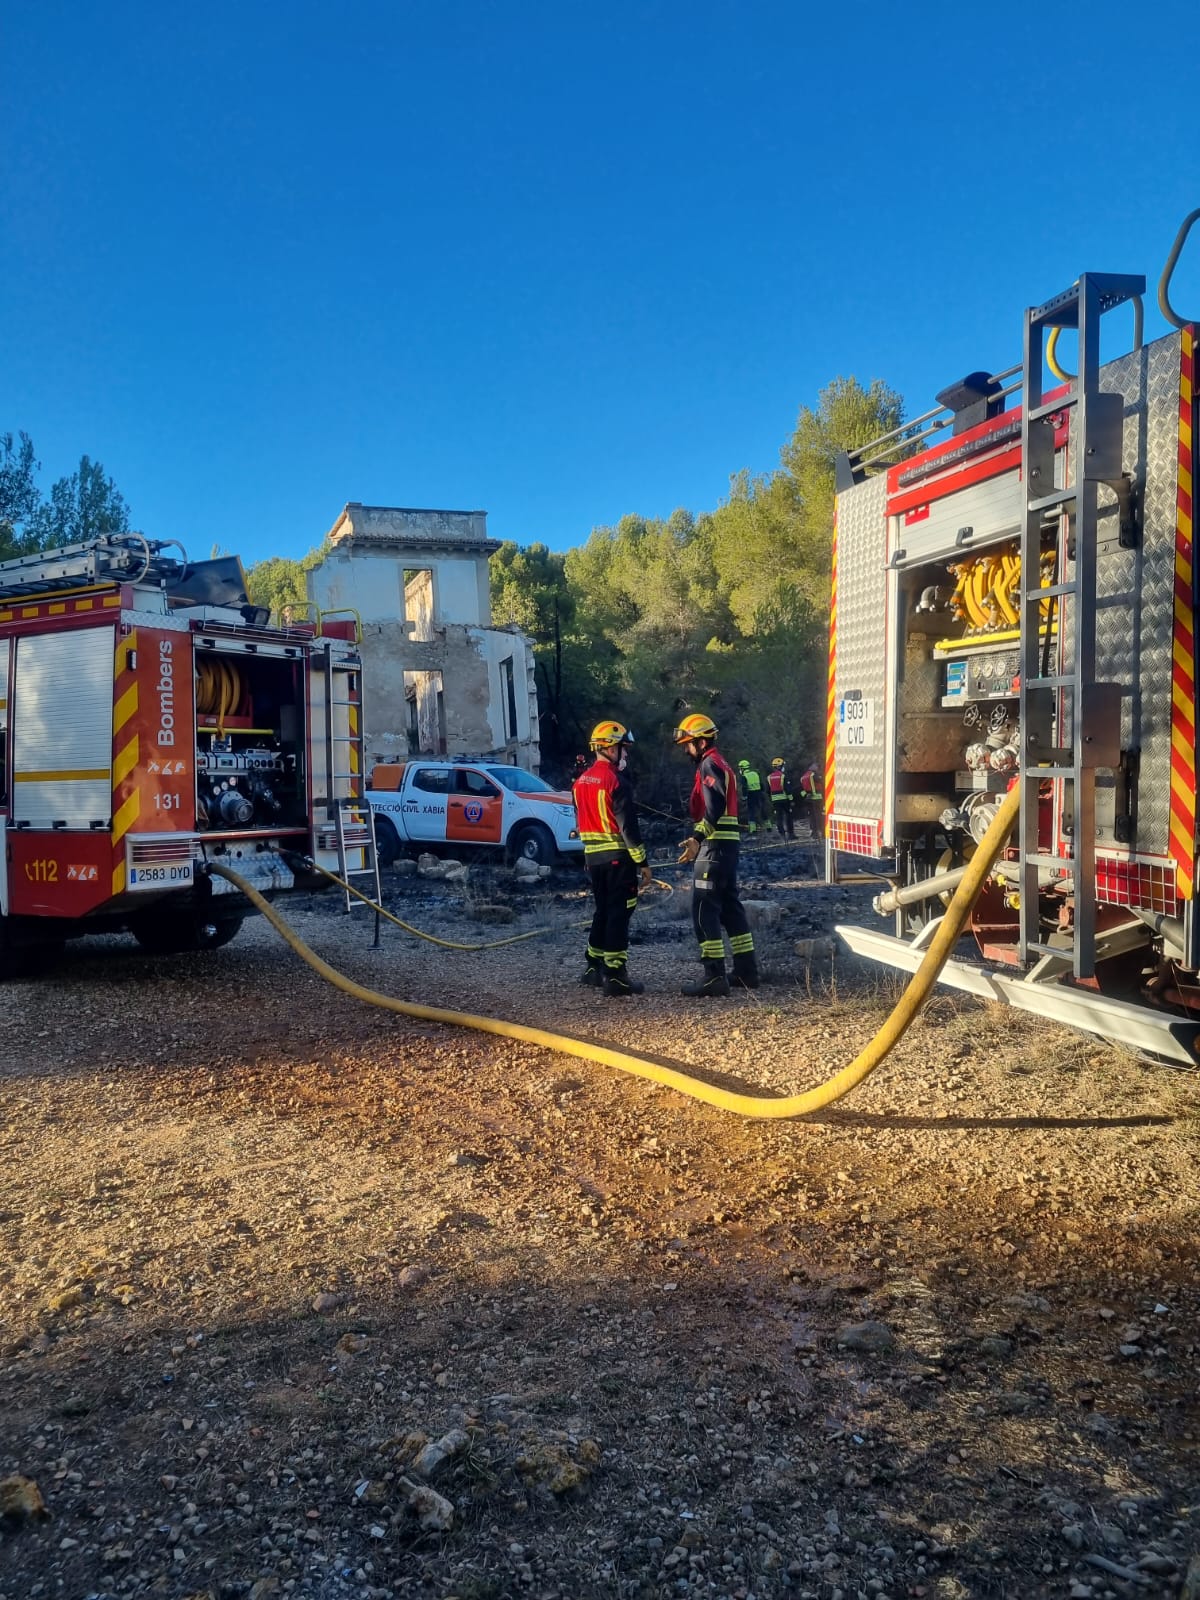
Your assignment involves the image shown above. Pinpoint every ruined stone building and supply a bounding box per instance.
[306,504,540,768]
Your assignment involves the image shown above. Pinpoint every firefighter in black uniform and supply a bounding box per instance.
[766,756,796,839]
[799,763,824,840]
[673,713,758,996]
[572,720,651,997]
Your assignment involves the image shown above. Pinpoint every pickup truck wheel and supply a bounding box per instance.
[373,815,401,868]
[509,821,555,867]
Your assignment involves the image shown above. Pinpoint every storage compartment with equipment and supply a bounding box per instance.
[194,648,308,832]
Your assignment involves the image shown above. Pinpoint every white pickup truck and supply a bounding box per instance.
[366,760,583,867]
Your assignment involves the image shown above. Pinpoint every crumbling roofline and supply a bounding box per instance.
[326,502,490,542]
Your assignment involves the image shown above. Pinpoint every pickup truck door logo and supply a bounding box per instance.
[447,781,503,844]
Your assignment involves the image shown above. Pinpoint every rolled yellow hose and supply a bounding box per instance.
[208,784,1018,1120]
[993,555,1018,626]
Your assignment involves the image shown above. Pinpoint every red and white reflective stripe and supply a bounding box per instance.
[825,508,838,818]
[1169,327,1196,900]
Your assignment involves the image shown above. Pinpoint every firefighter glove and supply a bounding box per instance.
[677,836,701,864]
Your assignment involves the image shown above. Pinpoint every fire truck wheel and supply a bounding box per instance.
[509,821,555,867]
[132,912,245,955]
[195,916,245,951]
[373,815,401,869]
[0,919,64,978]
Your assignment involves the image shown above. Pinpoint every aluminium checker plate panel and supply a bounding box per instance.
[832,472,890,839]
[1088,331,1182,859]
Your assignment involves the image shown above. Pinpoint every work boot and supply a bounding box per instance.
[681,960,731,998]
[603,965,644,997]
[732,954,760,990]
[577,955,604,988]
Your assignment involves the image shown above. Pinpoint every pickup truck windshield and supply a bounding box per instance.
[486,766,554,794]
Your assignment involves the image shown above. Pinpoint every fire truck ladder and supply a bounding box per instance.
[320,649,383,914]
[1017,271,1145,978]
[0,535,187,597]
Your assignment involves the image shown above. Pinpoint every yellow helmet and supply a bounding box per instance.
[589,719,634,750]
[673,712,718,745]
[772,756,785,767]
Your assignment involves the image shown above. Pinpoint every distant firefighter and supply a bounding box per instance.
[766,757,796,839]
[799,763,824,840]
[736,759,765,835]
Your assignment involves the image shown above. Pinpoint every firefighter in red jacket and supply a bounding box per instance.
[572,719,651,997]
[673,712,758,996]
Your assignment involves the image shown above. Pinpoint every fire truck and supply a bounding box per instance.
[827,213,1200,1064]
[0,536,377,970]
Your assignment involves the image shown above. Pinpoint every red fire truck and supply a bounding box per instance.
[0,536,376,970]
[827,213,1200,1063]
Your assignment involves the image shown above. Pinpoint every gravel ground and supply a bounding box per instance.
[1,839,1198,1600]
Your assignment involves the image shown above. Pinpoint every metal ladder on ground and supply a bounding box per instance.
[321,648,383,914]
[1017,271,1144,978]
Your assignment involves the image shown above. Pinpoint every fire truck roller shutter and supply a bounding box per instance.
[11,628,114,829]
[0,637,8,805]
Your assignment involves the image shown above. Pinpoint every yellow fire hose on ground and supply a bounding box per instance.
[207,785,1018,1120]
[298,860,673,950]
[306,860,557,951]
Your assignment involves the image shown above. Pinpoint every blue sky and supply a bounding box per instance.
[4,0,1198,567]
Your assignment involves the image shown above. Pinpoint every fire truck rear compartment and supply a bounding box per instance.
[194,651,308,833]
[831,273,1200,1057]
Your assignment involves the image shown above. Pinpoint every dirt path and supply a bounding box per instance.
[2,851,1198,1600]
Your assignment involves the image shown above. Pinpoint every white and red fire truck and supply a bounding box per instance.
[827,217,1200,1063]
[0,536,374,969]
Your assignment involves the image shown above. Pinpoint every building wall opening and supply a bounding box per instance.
[500,655,518,742]
[404,669,446,754]
[403,569,436,642]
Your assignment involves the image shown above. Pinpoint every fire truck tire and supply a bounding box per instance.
[373,815,401,869]
[0,918,64,979]
[509,821,555,867]
[132,912,245,955]
[196,916,245,951]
